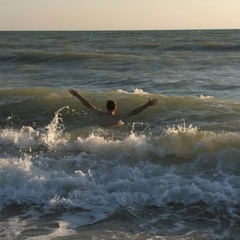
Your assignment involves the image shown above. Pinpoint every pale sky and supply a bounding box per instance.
[0,0,239,30]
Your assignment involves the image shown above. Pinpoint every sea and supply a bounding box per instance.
[0,30,240,240]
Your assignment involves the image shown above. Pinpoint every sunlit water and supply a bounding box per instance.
[0,30,240,239]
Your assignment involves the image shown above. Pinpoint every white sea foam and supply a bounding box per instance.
[1,107,240,239]
[0,106,69,153]
[117,88,149,95]
[1,29,240,240]
[199,95,214,99]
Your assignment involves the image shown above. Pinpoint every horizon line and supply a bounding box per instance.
[0,28,240,32]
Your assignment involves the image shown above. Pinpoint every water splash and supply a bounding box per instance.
[0,106,69,154]
[42,106,69,150]
[166,119,198,134]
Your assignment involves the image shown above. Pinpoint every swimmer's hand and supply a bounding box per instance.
[148,97,158,106]
[68,89,79,97]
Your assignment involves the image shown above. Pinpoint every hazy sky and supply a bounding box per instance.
[0,0,239,30]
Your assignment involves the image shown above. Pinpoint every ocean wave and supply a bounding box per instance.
[1,101,240,239]
[1,130,240,223]
[1,88,240,131]
[1,122,240,208]
[1,29,240,240]
[131,42,240,52]
[0,49,141,65]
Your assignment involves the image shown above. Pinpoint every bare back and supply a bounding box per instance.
[96,112,124,127]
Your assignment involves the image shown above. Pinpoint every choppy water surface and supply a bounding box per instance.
[0,30,240,239]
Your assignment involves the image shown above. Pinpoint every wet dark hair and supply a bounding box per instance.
[106,100,116,111]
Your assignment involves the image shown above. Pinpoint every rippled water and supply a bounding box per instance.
[0,30,240,239]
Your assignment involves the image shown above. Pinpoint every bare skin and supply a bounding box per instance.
[68,89,158,127]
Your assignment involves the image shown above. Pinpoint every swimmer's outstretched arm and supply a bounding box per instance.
[120,97,158,118]
[68,89,102,114]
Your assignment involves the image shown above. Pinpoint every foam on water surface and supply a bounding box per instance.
[1,29,240,239]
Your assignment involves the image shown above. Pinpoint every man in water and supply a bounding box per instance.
[68,89,158,127]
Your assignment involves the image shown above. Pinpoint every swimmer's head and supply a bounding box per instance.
[106,100,117,111]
